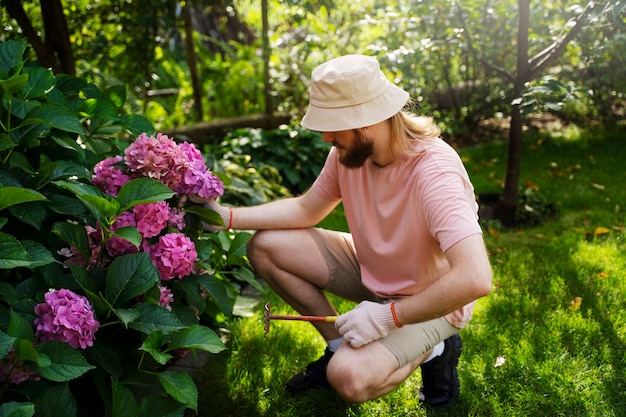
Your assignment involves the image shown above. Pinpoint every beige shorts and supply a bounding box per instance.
[308,227,458,366]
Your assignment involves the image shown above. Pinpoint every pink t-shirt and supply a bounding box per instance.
[312,138,482,328]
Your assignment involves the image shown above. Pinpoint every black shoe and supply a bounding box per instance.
[418,333,462,407]
[285,348,334,394]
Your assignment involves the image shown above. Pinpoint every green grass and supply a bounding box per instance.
[190,125,626,417]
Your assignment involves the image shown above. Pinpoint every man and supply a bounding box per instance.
[201,54,492,407]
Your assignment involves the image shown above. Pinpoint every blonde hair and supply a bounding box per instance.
[388,110,441,158]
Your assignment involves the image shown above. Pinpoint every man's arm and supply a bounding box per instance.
[210,188,340,231]
[394,233,493,325]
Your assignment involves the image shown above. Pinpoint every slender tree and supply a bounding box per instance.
[458,0,599,226]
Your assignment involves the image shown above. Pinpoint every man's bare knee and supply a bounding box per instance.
[327,361,370,403]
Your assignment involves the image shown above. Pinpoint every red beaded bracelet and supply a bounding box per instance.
[390,301,403,328]
[227,207,233,230]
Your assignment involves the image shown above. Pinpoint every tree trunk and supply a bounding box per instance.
[497,0,531,226]
[40,0,75,75]
[182,2,204,122]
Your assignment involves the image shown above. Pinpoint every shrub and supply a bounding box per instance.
[0,40,255,416]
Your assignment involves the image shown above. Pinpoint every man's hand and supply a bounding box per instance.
[334,301,399,348]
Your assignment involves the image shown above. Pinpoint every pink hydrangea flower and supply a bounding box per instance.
[134,201,169,238]
[34,288,100,349]
[92,155,131,196]
[106,211,139,257]
[176,141,224,198]
[158,285,174,311]
[0,349,40,386]
[124,133,187,190]
[149,233,198,280]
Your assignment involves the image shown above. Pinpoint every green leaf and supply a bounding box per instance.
[117,178,175,212]
[112,307,140,327]
[139,331,173,365]
[86,343,125,379]
[0,187,48,211]
[8,310,34,341]
[167,324,225,354]
[8,202,47,230]
[121,114,155,136]
[105,253,160,305]
[197,275,235,317]
[31,383,77,417]
[52,221,89,260]
[184,205,224,226]
[0,330,16,359]
[112,380,139,417]
[31,341,95,382]
[113,226,142,248]
[128,303,185,335]
[0,232,34,269]
[0,73,28,97]
[24,103,85,135]
[21,67,55,99]
[0,133,16,153]
[104,84,127,109]
[157,371,197,412]
[78,193,119,223]
[21,240,56,268]
[137,396,186,417]
[0,40,26,75]
[0,402,35,417]
[13,339,39,363]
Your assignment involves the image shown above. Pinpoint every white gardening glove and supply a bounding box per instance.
[334,301,401,348]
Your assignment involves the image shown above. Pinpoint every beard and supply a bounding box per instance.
[337,130,374,169]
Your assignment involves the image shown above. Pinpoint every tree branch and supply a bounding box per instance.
[528,1,596,76]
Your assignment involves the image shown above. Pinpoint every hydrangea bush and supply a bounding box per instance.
[0,40,259,416]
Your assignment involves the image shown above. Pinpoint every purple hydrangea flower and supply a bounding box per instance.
[149,233,198,280]
[92,155,131,196]
[34,288,100,349]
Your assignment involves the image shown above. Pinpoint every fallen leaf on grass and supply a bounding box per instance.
[568,297,583,311]
[594,227,611,236]
[592,183,605,190]
[487,228,501,239]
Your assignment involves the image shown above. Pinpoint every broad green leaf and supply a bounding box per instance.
[113,226,142,248]
[183,205,224,226]
[24,103,85,135]
[5,96,39,119]
[31,382,77,417]
[79,98,121,121]
[78,193,119,223]
[0,73,28,96]
[0,402,35,417]
[8,152,35,173]
[22,67,55,99]
[197,275,235,317]
[105,253,160,305]
[9,202,47,231]
[137,396,186,417]
[0,187,48,211]
[167,324,225,354]
[8,310,34,341]
[0,232,33,269]
[86,343,125,379]
[112,380,139,417]
[139,331,172,365]
[21,240,56,268]
[128,303,185,335]
[121,114,155,136]
[31,341,95,382]
[157,371,197,412]
[0,133,16,153]
[49,131,86,160]
[117,178,175,212]
[47,160,91,182]
[0,330,16,359]
[13,339,38,363]
[0,40,26,75]
[47,194,86,216]
[52,222,89,260]
[104,84,127,109]
[112,307,140,327]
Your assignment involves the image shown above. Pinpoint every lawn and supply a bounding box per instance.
[190,123,626,417]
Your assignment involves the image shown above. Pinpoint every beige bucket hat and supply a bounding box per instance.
[301,54,410,132]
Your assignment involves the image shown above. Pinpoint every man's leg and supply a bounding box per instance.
[246,228,341,341]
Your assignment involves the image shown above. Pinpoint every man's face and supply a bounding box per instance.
[323,129,373,169]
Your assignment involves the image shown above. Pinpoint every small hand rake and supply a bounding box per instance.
[263,302,337,337]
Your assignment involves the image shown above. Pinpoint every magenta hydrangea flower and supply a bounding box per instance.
[124,133,187,190]
[158,285,174,311]
[134,201,169,238]
[34,288,100,349]
[149,233,198,280]
[106,211,139,257]
[92,155,131,196]
[176,141,224,199]
[168,207,186,230]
